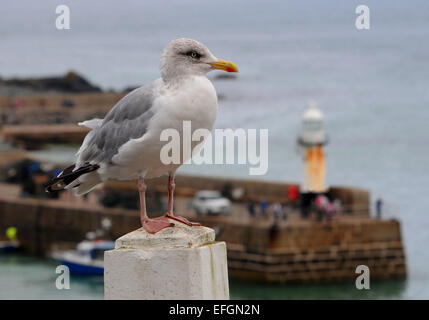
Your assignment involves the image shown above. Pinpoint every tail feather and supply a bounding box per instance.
[45,163,100,193]
[78,118,103,129]
[72,171,102,196]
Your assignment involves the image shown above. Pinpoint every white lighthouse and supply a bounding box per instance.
[297,102,328,193]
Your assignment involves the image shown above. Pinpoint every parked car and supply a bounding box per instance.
[191,190,231,216]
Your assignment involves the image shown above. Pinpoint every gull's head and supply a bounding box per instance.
[160,38,238,82]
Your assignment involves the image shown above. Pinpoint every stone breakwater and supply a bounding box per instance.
[0,174,405,284]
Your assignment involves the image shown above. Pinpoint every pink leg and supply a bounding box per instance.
[138,178,173,234]
[167,174,175,215]
[165,174,201,227]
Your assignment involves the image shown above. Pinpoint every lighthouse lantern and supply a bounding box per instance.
[298,104,327,147]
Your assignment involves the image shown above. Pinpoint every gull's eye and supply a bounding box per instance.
[186,51,201,59]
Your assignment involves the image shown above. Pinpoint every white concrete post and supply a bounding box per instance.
[104,221,229,300]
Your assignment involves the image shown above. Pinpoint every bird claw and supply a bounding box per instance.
[141,216,174,234]
[165,214,202,227]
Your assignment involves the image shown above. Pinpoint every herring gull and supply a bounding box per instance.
[45,38,238,234]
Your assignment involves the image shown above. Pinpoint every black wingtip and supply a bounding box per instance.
[45,180,68,193]
[45,163,99,193]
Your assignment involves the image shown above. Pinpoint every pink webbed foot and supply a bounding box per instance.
[165,214,202,227]
[142,216,174,234]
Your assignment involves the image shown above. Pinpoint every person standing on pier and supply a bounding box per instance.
[247,201,256,219]
[260,201,268,218]
[271,202,282,223]
[281,203,289,221]
[376,197,383,219]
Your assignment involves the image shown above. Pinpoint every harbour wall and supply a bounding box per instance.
[199,216,406,283]
[0,194,405,283]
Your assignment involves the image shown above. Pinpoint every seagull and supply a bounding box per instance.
[45,38,238,234]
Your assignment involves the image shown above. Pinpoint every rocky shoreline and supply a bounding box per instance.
[0,70,234,96]
[0,71,232,126]
[0,71,102,95]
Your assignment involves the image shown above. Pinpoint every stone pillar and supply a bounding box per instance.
[104,221,229,300]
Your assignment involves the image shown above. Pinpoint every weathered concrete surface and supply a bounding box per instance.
[104,222,229,300]
[114,223,215,250]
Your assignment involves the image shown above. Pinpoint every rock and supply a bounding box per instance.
[0,70,102,93]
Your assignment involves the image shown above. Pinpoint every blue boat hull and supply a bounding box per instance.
[59,260,104,276]
[0,244,20,253]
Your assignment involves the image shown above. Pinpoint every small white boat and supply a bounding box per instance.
[51,240,114,275]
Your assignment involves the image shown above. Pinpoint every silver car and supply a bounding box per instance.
[191,190,231,216]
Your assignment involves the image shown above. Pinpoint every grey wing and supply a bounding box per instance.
[77,83,157,166]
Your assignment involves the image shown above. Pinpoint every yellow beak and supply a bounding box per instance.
[208,59,239,73]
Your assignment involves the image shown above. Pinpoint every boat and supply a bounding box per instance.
[0,240,20,253]
[51,240,114,275]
